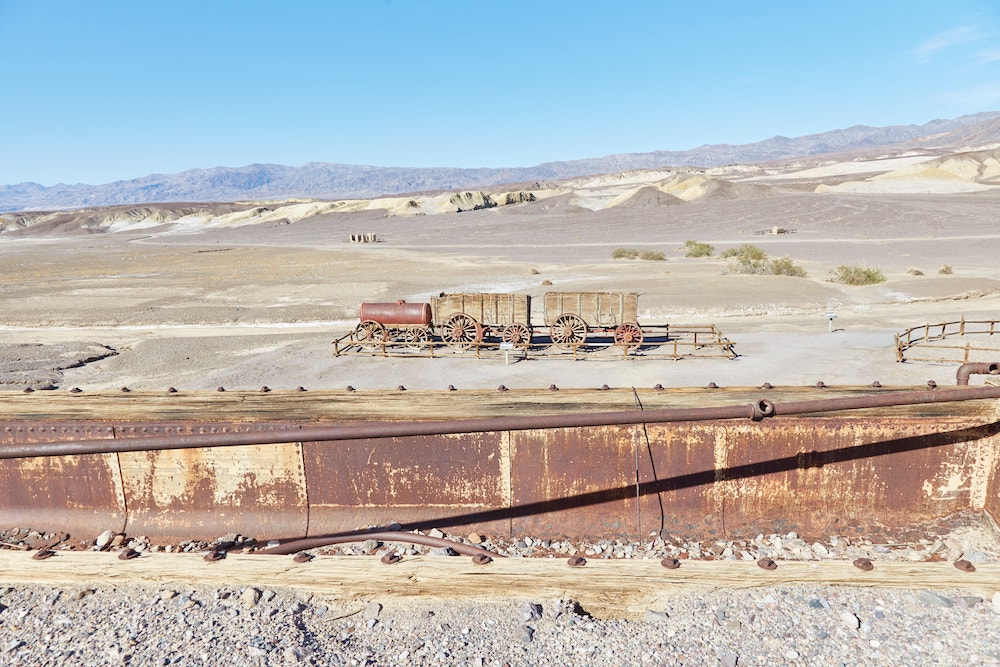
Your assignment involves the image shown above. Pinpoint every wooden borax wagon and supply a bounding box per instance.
[430,293,532,349]
[543,291,644,350]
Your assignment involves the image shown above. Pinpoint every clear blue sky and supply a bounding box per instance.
[2,0,999,186]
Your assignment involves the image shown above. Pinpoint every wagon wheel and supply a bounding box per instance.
[441,313,483,350]
[551,314,588,349]
[614,322,644,352]
[355,320,388,349]
[402,327,430,348]
[501,323,532,347]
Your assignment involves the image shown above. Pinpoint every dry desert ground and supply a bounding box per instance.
[2,159,1000,393]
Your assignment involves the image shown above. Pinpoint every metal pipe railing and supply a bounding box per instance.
[956,362,1000,385]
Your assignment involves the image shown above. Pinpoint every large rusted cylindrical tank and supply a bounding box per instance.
[360,301,433,326]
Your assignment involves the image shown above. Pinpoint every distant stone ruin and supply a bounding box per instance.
[754,226,796,236]
[350,233,378,243]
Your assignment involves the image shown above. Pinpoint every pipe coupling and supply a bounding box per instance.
[748,399,776,421]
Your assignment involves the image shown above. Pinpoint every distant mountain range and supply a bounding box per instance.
[3,112,999,212]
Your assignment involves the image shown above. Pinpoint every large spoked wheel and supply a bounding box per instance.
[614,321,644,352]
[355,320,388,349]
[402,327,430,348]
[551,314,588,350]
[501,322,532,347]
[441,313,483,350]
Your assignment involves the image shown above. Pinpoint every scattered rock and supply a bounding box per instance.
[521,602,542,621]
[95,530,115,550]
[365,601,383,620]
[840,611,861,629]
[720,652,739,667]
[917,590,954,608]
[240,587,262,609]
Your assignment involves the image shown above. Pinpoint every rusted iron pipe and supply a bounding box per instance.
[257,530,503,558]
[0,400,775,459]
[956,362,1000,385]
[770,385,1000,417]
[2,385,1000,460]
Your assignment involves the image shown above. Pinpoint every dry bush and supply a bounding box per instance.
[907,267,924,276]
[770,256,807,277]
[724,244,770,274]
[682,240,714,258]
[827,264,886,285]
[939,265,953,275]
[612,248,639,259]
[639,250,666,261]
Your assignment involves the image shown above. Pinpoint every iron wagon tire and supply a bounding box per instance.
[441,313,483,350]
[551,314,588,349]
[501,323,532,347]
[614,321,644,351]
[402,327,430,347]
[356,320,389,348]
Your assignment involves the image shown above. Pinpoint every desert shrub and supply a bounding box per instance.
[725,245,806,277]
[721,244,767,261]
[725,244,770,274]
[907,267,924,276]
[682,240,714,258]
[612,248,666,261]
[827,264,885,285]
[770,256,807,277]
[529,268,539,275]
[612,248,639,259]
[540,279,553,285]
[939,264,953,275]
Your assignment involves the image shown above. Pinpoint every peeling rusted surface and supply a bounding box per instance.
[116,422,308,542]
[0,423,123,537]
[0,387,998,543]
[303,432,509,536]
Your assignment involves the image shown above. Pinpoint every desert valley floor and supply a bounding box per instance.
[2,163,1000,393]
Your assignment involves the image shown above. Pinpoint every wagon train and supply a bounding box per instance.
[338,290,738,359]
[350,291,649,351]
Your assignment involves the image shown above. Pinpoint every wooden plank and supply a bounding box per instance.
[543,292,639,327]
[431,293,530,327]
[0,551,995,619]
[0,388,994,422]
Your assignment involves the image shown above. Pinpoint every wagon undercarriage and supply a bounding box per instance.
[334,322,736,359]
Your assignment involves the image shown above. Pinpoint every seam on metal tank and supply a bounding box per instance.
[110,425,129,535]
[500,430,512,538]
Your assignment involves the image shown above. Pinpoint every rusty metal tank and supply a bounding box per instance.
[1,364,999,544]
[359,301,433,326]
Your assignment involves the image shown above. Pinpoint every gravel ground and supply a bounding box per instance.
[2,524,1000,666]
[1,580,998,666]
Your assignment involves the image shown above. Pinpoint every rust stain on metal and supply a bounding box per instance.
[1,386,999,543]
[303,432,507,536]
[116,422,307,542]
[509,425,645,538]
[0,423,124,537]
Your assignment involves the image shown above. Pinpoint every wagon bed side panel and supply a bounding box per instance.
[543,292,639,327]
[432,294,531,327]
